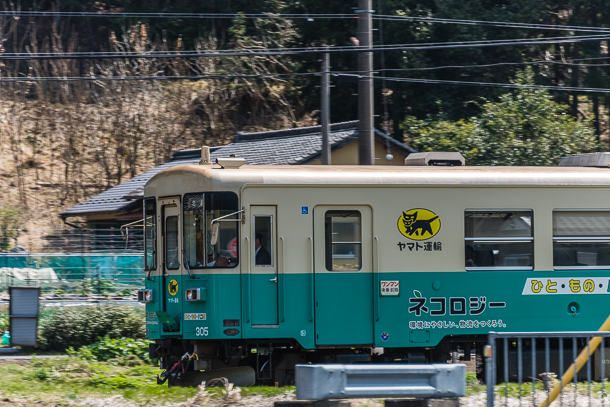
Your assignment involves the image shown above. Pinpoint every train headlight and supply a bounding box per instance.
[185,288,201,302]
[138,289,153,303]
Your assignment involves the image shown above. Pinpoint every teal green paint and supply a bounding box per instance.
[251,273,278,325]
[163,275,183,334]
[315,272,373,345]
[147,270,610,351]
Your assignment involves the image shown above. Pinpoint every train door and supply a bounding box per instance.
[250,206,279,326]
[314,206,373,345]
[161,197,182,333]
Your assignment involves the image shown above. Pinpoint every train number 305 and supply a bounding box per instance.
[196,327,209,336]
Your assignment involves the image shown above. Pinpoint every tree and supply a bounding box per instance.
[403,68,599,166]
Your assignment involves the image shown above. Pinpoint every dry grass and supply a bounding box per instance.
[0,17,316,237]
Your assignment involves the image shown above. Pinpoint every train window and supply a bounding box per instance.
[166,215,179,270]
[144,198,156,271]
[183,192,238,269]
[553,211,610,269]
[325,210,362,271]
[254,216,273,266]
[464,210,533,270]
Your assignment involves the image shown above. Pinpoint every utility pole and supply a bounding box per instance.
[321,50,331,165]
[357,0,374,165]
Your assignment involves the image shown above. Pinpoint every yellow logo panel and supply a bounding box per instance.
[397,209,441,241]
[168,279,179,296]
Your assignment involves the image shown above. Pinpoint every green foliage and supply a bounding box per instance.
[78,336,151,364]
[403,68,599,166]
[88,373,148,389]
[0,311,8,333]
[0,204,23,251]
[37,306,145,351]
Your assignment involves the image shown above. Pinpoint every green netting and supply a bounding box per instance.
[0,254,144,281]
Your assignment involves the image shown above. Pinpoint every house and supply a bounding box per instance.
[60,120,416,231]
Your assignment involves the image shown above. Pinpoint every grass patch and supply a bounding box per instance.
[0,356,296,406]
[0,356,196,405]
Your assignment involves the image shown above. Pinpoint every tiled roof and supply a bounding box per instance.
[60,121,415,218]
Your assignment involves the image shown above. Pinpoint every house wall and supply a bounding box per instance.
[308,139,409,165]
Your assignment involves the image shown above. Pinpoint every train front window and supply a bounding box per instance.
[465,210,533,271]
[553,211,610,269]
[183,192,239,269]
[144,198,156,271]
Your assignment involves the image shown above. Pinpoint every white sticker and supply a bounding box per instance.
[184,313,207,321]
[381,280,400,296]
[522,277,608,295]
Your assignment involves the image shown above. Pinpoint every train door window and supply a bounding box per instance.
[553,210,610,269]
[144,198,157,272]
[325,210,362,271]
[183,192,239,269]
[183,194,205,268]
[166,215,179,270]
[254,216,273,266]
[464,210,533,270]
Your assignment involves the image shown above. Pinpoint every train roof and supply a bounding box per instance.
[148,163,610,187]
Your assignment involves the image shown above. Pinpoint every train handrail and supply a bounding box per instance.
[374,236,379,321]
[280,236,285,323]
[308,236,314,322]
[245,236,251,323]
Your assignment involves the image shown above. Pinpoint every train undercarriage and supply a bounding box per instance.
[150,335,489,387]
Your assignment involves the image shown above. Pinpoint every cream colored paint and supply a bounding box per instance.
[145,164,610,277]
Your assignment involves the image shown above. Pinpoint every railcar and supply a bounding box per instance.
[139,149,610,385]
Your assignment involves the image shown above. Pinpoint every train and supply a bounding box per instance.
[138,148,610,386]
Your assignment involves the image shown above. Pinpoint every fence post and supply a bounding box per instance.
[110,227,114,253]
[486,332,495,407]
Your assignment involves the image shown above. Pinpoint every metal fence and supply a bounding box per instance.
[0,253,144,295]
[0,227,145,294]
[486,331,610,407]
[1,227,143,254]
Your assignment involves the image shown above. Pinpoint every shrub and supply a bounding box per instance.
[79,336,151,363]
[37,305,145,351]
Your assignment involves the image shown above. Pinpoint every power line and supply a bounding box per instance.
[363,74,610,93]
[0,10,356,19]
[6,33,601,56]
[0,72,320,82]
[347,58,610,72]
[1,34,608,60]
[375,14,610,34]
[2,67,610,95]
[2,9,610,35]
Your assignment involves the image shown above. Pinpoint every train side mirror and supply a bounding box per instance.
[210,223,219,246]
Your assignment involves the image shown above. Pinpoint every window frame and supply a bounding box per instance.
[182,191,239,269]
[144,197,157,272]
[165,214,180,270]
[324,210,362,272]
[464,209,534,271]
[553,209,610,270]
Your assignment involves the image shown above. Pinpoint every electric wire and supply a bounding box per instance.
[1,34,609,60]
[4,33,605,56]
[374,14,610,34]
[0,72,320,82]
[361,74,610,93]
[0,11,356,19]
[1,10,610,35]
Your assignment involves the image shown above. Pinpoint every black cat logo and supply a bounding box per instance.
[397,209,441,240]
[168,279,179,296]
